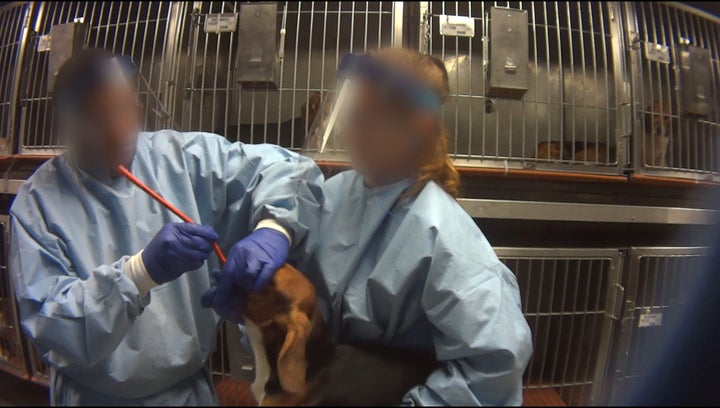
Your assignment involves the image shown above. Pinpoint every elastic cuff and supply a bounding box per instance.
[254,219,292,245]
[123,250,158,297]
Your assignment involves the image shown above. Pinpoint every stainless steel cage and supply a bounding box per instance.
[625,3,720,181]
[177,1,398,148]
[3,1,718,181]
[0,2,32,156]
[17,1,180,154]
[425,2,626,173]
[610,246,708,403]
[0,215,30,379]
[495,248,623,406]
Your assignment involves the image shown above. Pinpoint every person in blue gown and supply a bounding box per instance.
[10,48,323,405]
[204,48,532,405]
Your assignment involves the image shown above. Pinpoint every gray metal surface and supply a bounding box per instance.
[235,2,280,89]
[610,246,708,403]
[46,21,88,92]
[677,44,713,118]
[487,7,529,99]
[494,247,623,405]
[459,198,718,225]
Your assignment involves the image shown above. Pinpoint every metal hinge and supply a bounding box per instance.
[607,283,626,320]
[618,101,633,138]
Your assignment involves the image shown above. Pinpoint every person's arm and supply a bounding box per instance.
[180,132,324,248]
[403,238,533,406]
[10,214,149,368]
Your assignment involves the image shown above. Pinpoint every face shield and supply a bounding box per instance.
[302,53,443,174]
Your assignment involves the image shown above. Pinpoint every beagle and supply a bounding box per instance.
[243,264,439,406]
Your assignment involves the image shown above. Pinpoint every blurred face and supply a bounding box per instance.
[344,80,431,184]
[68,82,141,172]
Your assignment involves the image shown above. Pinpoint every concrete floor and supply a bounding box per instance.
[0,370,48,406]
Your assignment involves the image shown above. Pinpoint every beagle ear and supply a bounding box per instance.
[276,308,312,395]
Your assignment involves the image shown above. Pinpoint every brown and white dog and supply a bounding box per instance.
[243,264,438,406]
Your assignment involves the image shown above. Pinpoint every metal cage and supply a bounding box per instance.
[610,246,708,403]
[0,215,30,379]
[177,1,398,148]
[17,1,181,154]
[625,3,720,181]
[3,1,718,181]
[0,2,32,156]
[495,247,623,406]
[425,2,627,173]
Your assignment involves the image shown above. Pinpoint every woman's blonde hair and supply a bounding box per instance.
[371,48,461,198]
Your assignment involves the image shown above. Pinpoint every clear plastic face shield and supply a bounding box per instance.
[302,53,443,179]
[54,55,141,172]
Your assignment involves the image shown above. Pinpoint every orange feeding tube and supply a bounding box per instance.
[116,165,228,265]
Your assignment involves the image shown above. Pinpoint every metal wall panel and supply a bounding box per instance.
[425,2,623,172]
[495,248,623,405]
[625,2,720,180]
[610,246,708,403]
[18,1,181,154]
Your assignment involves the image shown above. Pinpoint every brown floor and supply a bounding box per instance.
[0,370,48,406]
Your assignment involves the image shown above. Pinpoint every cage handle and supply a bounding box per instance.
[609,283,625,320]
[278,3,288,59]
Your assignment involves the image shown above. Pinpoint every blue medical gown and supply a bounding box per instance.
[303,171,532,406]
[10,130,323,404]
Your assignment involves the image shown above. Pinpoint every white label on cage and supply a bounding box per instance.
[204,13,237,33]
[439,15,475,37]
[644,42,670,64]
[638,312,663,327]
[37,35,51,52]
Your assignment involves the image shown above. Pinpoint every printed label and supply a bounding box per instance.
[205,13,237,33]
[439,15,475,37]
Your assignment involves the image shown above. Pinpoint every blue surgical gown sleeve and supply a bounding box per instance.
[403,231,533,406]
[10,200,149,368]
[176,132,324,247]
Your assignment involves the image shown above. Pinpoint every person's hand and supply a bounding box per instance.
[142,222,219,284]
[201,268,247,323]
[200,228,289,322]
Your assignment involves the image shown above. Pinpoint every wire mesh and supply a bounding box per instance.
[179,1,395,149]
[0,2,30,155]
[18,1,178,154]
[613,247,708,400]
[426,2,619,168]
[496,248,620,406]
[629,3,720,178]
[0,215,30,378]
